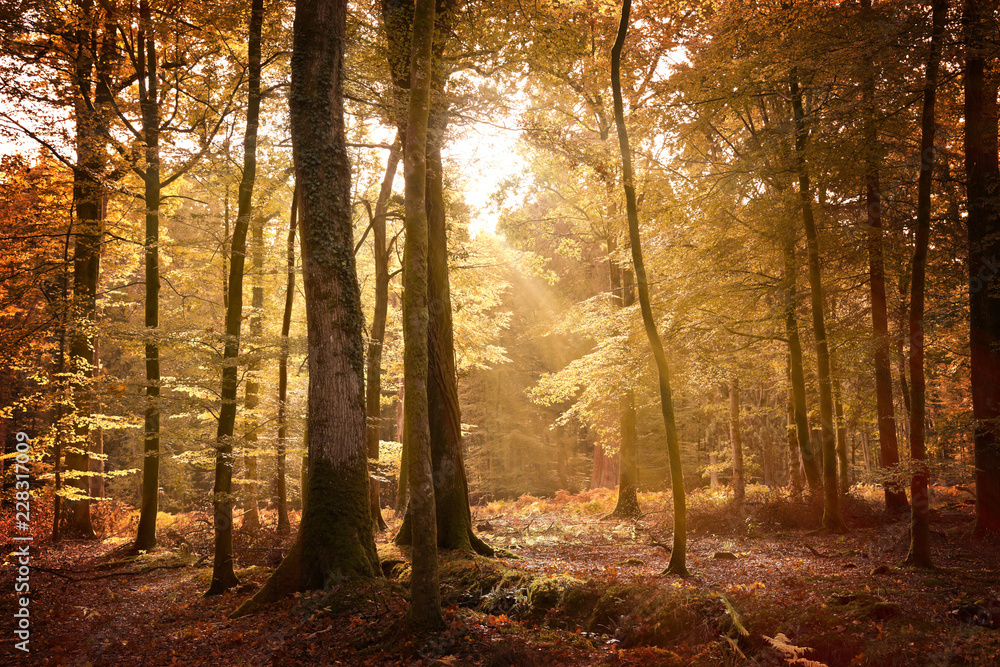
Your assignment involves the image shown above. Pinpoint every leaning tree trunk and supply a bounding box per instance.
[964,0,1000,540]
[207,0,264,595]
[134,0,164,552]
[612,0,687,576]
[782,230,822,491]
[905,0,946,568]
[791,70,846,533]
[232,0,380,617]
[862,0,909,513]
[365,137,401,533]
[729,377,745,503]
[275,186,298,536]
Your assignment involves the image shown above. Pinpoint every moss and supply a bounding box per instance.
[525,574,584,618]
[299,455,380,588]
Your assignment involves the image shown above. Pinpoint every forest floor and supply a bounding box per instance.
[5,484,1000,666]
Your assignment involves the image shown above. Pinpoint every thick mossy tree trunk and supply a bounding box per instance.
[401,0,443,630]
[861,0,908,513]
[611,0,687,576]
[365,137,401,533]
[964,0,1000,540]
[610,234,640,520]
[134,0,164,552]
[790,71,846,533]
[206,0,264,596]
[233,0,379,618]
[906,0,947,568]
[782,232,822,491]
[275,187,298,536]
[729,377,745,503]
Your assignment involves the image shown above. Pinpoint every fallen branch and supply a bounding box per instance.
[804,544,828,558]
[34,563,190,584]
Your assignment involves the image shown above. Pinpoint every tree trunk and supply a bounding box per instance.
[862,0,909,513]
[964,0,1000,540]
[611,234,640,519]
[66,6,109,538]
[387,0,492,557]
[830,345,850,495]
[90,337,105,500]
[729,377,745,503]
[612,0,687,576]
[207,0,264,595]
[365,138,401,533]
[241,211,265,534]
[134,0,163,552]
[400,0,442,629]
[275,186,298,536]
[783,232,822,491]
[906,0,947,568]
[233,0,379,617]
[785,374,803,494]
[791,71,846,533]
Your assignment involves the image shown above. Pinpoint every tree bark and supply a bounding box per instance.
[785,370,803,494]
[964,0,1000,540]
[729,377,745,503]
[791,70,846,533]
[275,186,298,536]
[783,232,822,491]
[67,0,112,539]
[241,210,265,534]
[134,0,163,553]
[386,0,492,557]
[610,233,640,519]
[612,0,687,576]
[365,138,401,533]
[862,0,909,513]
[400,0,443,630]
[233,0,380,617]
[906,0,947,568]
[207,0,264,595]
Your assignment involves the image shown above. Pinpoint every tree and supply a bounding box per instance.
[275,185,299,536]
[729,376,745,503]
[130,0,235,552]
[611,0,687,577]
[790,70,847,533]
[609,234,640,519]
[233,0,379,616]
[65,0,118,539]
[364,137,401,533]
[964,0,1000,540]
[905,0,947,569]
[383,0,492,556]
[207,0,264,595]
[400,0,444,629]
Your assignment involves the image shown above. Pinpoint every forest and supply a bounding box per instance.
[1,0,999,664]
